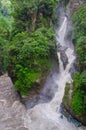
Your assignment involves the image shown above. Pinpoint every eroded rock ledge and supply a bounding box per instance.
[0,74,28,130]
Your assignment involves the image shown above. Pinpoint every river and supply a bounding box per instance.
[24,11,85,130]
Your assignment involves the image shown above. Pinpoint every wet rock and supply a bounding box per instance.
[0,71,3,76]
[66,0,83,17]
[69,64,76,76]
[58,44,68,69]
[61,104,83,127]
[60,51,68,69]
[58,44,67,52]
[62,83,86,126]
[60,115,63,119]
[67,115,73,123]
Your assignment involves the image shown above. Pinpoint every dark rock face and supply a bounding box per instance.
[58,44,68,69]
[63,83,86,125]
[0,74,28,130]
[66,0,83,17]
[61,104,83,127]
[62,0,86,126]
[60,51,68,69]
[0,71,3,76]
[58,44,67,52]
[63,97,86,125]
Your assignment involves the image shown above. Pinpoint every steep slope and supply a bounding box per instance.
[63,0,86,125]
[0,74,28,130]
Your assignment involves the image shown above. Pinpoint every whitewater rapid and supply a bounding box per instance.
[24,16,85,130]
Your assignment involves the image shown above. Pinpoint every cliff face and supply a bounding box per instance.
[66,0,83,16]
[62,0,86,125]
[63,83,86,125]
[0,74,28,130]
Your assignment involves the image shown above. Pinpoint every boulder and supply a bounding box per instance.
[60,51,68,69]
[0,74,28,130]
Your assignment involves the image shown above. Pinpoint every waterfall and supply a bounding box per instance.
[49,16,75,113]
[57,52,64,73]
[58,16,67,46]
[24,16,85,130]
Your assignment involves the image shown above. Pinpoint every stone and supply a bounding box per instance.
[18,127,28,130]
[60,51,68,69]
[0,74,28,130]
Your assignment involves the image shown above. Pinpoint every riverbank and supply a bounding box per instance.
[62,0,86,126]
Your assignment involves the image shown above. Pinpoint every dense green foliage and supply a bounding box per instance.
[0,0,13,73]
[63,3,86,124]
[14,65,41,95]
[9,0,58,95]
[71,4,86,117]
[62,0,70,6]
[0,0,12,16]
[11,0,58,33]
[72,5,86,71]
[72,72,86,115]
[0,0,58,95]
[8,28,56,94]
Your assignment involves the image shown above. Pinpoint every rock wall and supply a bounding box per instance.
[62,83,86,125]
[0,74,28,130]
[66,0,83,17]
[62,0,86,125]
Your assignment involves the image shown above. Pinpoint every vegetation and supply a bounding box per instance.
[0,0,13,73]
[63,3,86,124]
[11,0,59,33]
[0,0,58,95]
[63,83,71,108]
[8,27,56,94]
[71,4,86,117]
[62,0,70,6]
[1,0,85,123]
[72,72,86,116]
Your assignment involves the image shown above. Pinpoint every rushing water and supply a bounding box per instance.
[24,15,85,130]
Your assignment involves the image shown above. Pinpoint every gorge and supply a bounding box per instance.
[0,0,86,130]
[24,8,85,130]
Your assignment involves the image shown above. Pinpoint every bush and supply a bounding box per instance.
[8,27,56,94]
[14,65,40,95]
[71,72,86,116]
[71,4,86,116]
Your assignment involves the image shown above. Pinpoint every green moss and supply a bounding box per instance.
[71,72,86,116]
[14,66,41,95]
[72,90,85,116]
[63,83,71,107]
[70,3,86,118]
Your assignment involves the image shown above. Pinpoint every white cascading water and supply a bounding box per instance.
[24,16,85,130]
[58,17,68,46]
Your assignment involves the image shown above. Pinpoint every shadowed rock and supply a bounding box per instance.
[60,51,68,69]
